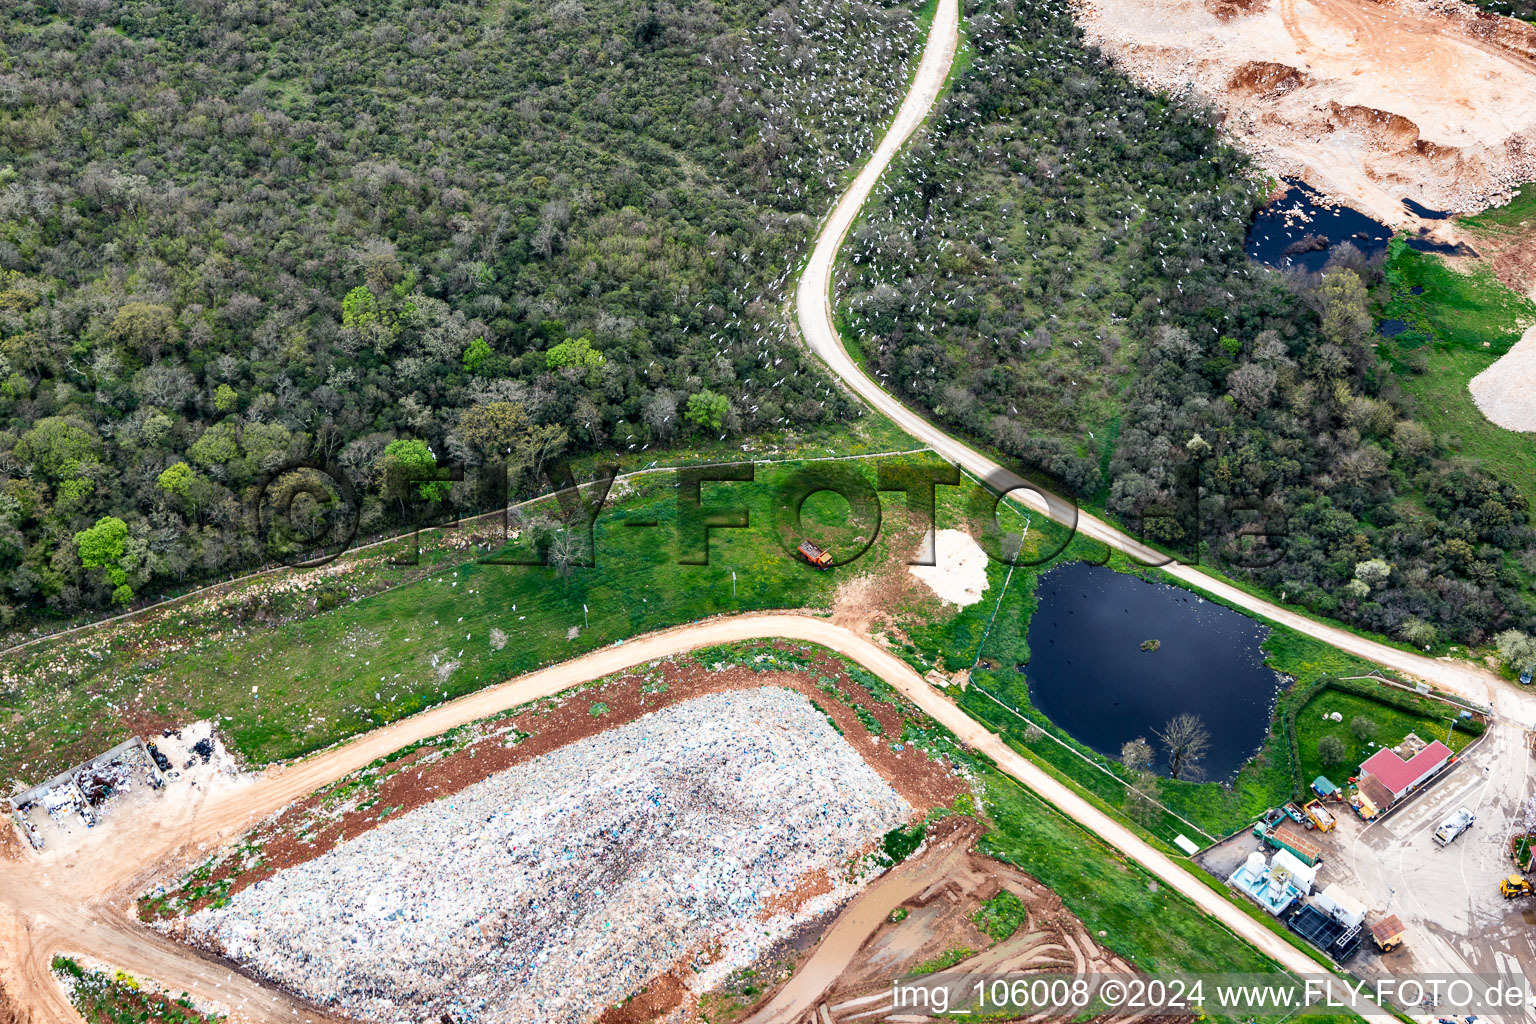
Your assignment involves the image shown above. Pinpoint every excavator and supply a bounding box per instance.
[1500,875,1533,899]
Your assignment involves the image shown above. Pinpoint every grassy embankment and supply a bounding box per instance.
[11,444,1055,776]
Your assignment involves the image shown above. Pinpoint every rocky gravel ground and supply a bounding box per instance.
[180,689,913,1024]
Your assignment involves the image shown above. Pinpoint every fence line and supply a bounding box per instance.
[968,684,1219,844]
[0,446,935,659]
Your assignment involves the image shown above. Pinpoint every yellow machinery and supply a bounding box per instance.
[1501,876,1533,899]
[1370,914,1405,953]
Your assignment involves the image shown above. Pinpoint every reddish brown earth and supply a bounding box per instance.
[0,980,30,1024]
[143,644,968,922]
[591,968,690,1024]
[1227,60,1308,96]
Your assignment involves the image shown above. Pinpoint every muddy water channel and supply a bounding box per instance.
[1023,563,1286,780]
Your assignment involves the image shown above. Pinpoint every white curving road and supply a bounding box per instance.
[2,2,1528,1022]
[0,614,1335,1024]
[794,0,1524,725]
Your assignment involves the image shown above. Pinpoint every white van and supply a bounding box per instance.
[1434,807,1475,846]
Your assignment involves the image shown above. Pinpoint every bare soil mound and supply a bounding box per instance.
[1206,0,1269,21]
[1073,0,1536,225]
[1469,325,1536,431]
[1228,60,1308,96]
[1326,102,1422,149]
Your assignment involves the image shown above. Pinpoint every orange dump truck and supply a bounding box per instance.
[796,540,834,568]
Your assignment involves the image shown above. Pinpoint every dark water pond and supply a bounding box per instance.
[1402,197,1451,220]
[1246,180,1392,272]
[1023,563,1286,780]
[1379,318,1410,338]
[1406,236,1477,256]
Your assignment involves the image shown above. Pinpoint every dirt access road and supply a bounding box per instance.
[0,614,1340,1024]
[795,0,1534,731]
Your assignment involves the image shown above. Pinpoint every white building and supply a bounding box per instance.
[1314,883,1366,928]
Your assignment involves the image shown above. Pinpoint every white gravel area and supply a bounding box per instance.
[1469,325,1536,432]
[908,529,990,606]
[182,689,911,1024]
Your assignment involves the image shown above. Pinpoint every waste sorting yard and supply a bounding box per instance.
[167,688,919,1024]
[7,721,239,854]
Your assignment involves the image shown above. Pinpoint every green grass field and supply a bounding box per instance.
[1380,238,1536,510]
[1,453,974,773]
[977,769,1299,983]
[1401,345,1536,510]
[1383,239,1535,356]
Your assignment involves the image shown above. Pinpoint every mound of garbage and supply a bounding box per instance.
[180,688,912,1024]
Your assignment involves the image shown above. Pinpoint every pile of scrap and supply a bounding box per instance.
[7,738,161,850]
[173,690,914,1024]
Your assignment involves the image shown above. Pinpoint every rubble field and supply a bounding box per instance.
[142,647,968,924]
[153,670,968,1024]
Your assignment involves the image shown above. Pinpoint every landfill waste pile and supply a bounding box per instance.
[179,689,913,1024]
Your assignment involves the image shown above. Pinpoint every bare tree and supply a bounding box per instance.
[546,529,584,576]
[1156,713,1210,781]
[1120,737,1155,774]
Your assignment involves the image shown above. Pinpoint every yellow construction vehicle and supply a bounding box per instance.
[1501,876,1533,899]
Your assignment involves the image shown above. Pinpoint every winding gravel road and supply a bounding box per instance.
[794,0,1520,723]
[2,0,1530,1021]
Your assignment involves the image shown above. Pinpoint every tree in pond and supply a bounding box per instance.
[1318,734,1347,765]
[1120,737,1154,774]
[1156,713,1210,780]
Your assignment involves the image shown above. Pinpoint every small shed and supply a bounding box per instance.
[1311,776,1338,799]
[1370,914,1406,951]
[1356,776,1394,820]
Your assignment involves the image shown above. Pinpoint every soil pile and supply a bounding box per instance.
[1469,325,1536,431]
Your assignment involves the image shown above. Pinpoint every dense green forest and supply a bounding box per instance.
[1468,0,1536,21]
[0,0,925,622]
[837,0,1536,645]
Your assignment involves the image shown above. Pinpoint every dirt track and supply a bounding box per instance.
[8,0,1536,1016]
[1069,0,1536,224]
[1,613,1342,1024]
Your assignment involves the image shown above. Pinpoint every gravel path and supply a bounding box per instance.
[182,689,910,1024]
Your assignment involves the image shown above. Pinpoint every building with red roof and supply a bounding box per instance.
[1359,740,1453,802]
